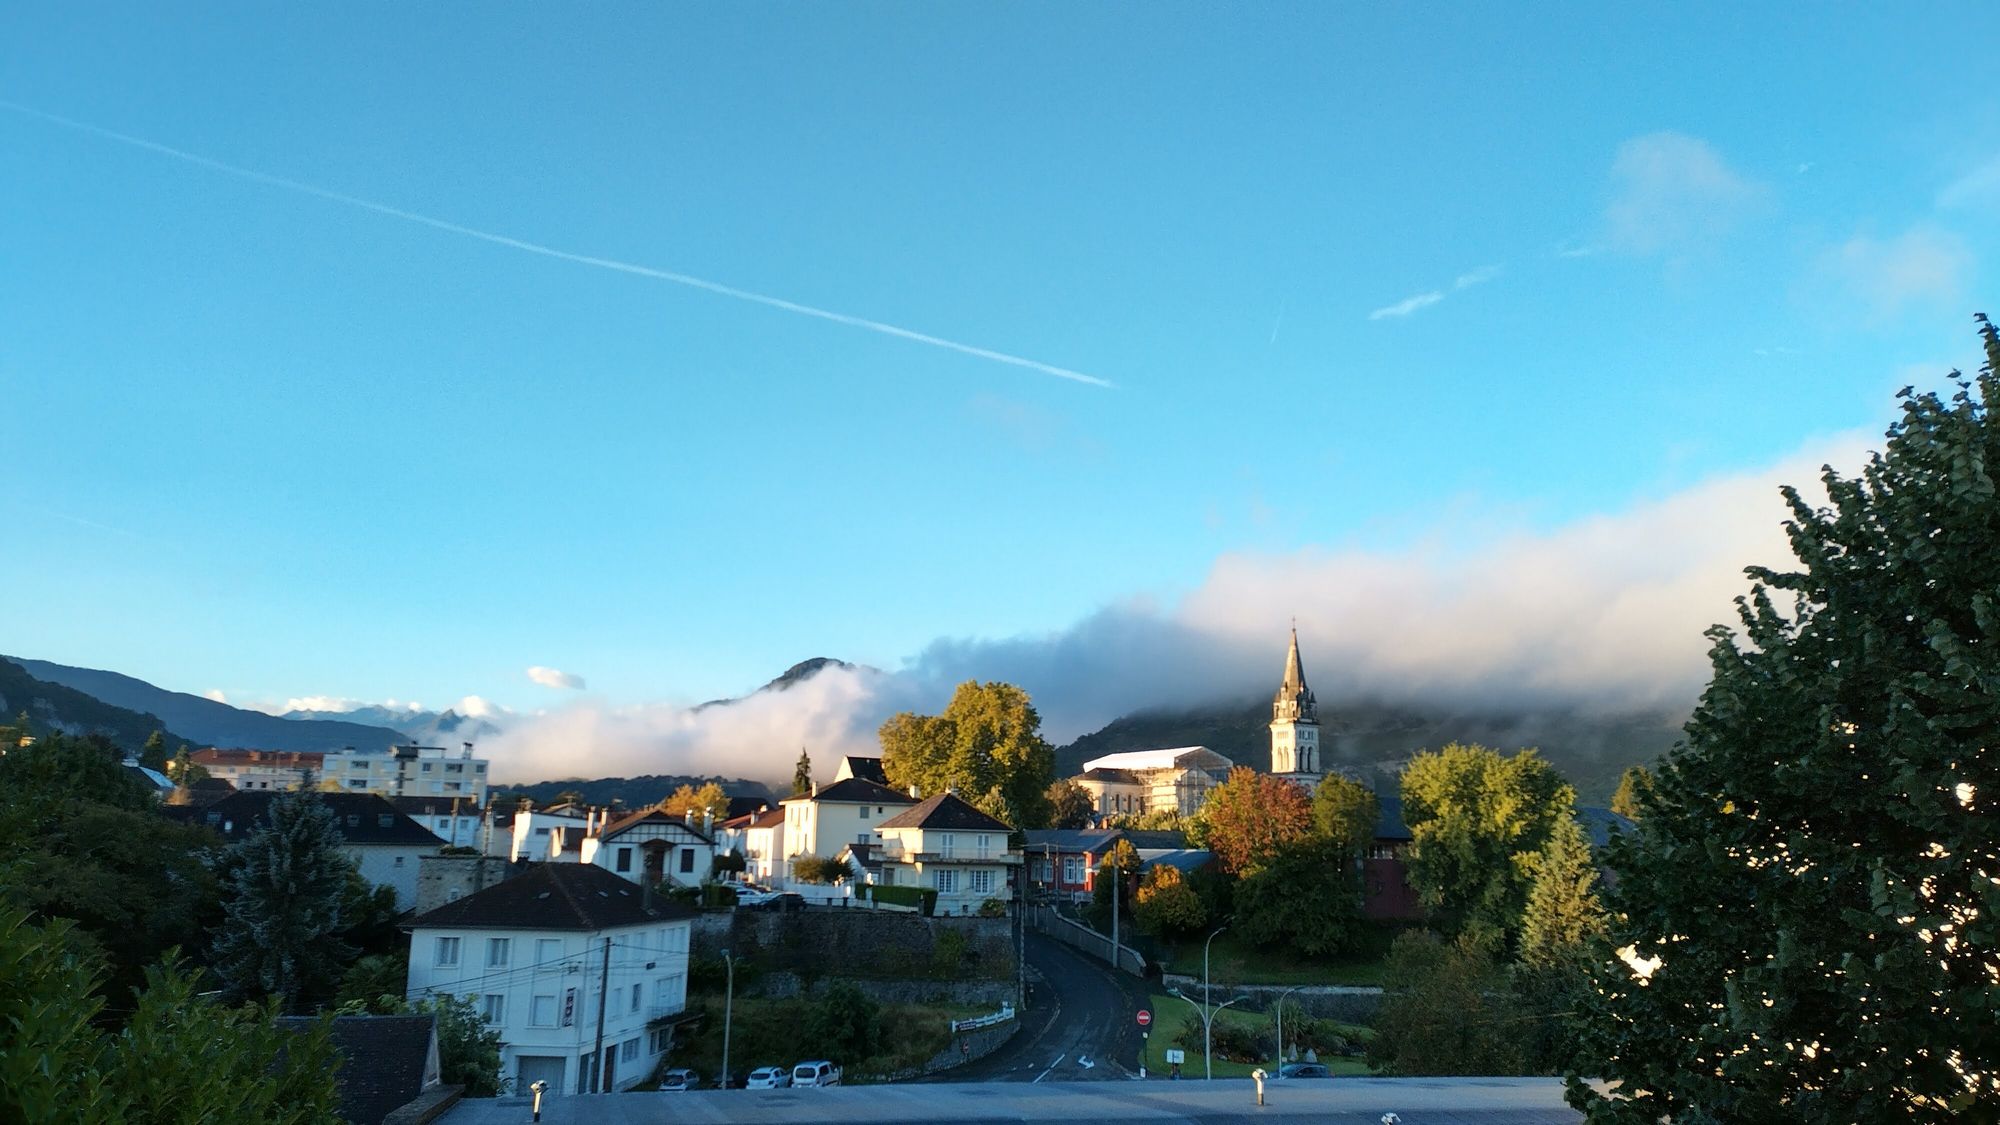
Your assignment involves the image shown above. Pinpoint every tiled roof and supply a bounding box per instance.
[407,861,697,932]
[163,791,445,847]
[192,748,325,768]
[275,1014,437,1125]
[748,806,785,829]
[875,791,1011,832]
[838,755,889,784]
[787,777,915,807]
[1022,829,1122,853]
[597,807,715,843]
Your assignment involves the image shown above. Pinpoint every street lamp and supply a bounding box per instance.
[1202,921,1230,1010]
[1273,984,1304,1074]
[718,948,735,1090]
[1169,987,1249,1080]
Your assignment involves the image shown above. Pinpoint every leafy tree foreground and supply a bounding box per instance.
[1571,320,2000,1122]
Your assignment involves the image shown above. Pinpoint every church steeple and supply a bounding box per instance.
[1273,626,1317,724]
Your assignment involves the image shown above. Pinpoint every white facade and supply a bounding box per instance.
[350,842,437,910]
[779,781,914,885]
[326,745,490,803]
[511,806,592,862]
[1075,746,1233,817]
[581,811,716,888]
[876,824,1020,915]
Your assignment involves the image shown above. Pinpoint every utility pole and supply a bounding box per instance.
[591,936,611,1093]
[1110,867,1120,969]
[720,949,735,1089]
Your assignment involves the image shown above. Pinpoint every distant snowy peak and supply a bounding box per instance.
[280,704,508,747]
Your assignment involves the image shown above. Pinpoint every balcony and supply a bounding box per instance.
[877,845,1022,865]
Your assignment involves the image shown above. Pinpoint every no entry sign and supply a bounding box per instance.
[1136,1009,1152,1027]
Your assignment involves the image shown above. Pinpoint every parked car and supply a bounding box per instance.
[658,1068,703,1091]
[790,1060,842,1087]
[743,1066,791,1089]
[759,892,806,912]
[733,888,776,908]
[1278,1063,1330,1079]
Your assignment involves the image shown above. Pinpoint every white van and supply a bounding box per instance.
[791,1060,842,1088]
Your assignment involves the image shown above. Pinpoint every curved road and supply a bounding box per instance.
[941,933,1154,1083]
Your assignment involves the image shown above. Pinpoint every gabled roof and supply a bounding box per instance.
[275,1014,438,1125]
[836,755,889,784]
[406,861,697,931]
[786,777,915,807]
[1079,746,1233,773]
[163,791,445,847]
[746,806,785,829]
[597,807,715,843]
[876,791,1011,833]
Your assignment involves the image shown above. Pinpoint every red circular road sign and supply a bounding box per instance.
[1136,1009,1152,1027]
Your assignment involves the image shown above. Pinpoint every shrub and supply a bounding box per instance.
[976,898,1008,918]
[804,981,881,1065]
[869,885,937,914]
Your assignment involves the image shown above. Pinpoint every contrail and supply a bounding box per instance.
[0,100,1113,389]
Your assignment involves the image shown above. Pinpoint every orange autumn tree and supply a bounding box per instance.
[1197,767,1313,875]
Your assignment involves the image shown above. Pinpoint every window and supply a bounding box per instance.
[938,833,955,858]
[649,1027,671,1054]
[679,849,694,873]
[935,869,958,893]
[537,938,561,965]
[977,834,992,858]
[422,763,433,772]
[881,868,895,886]
[1063,857,1083,884]
[971,870,995,895]
[655,973,686,1013]
[481,994,505,1023]
[435,937,461,967]
[856,806,868,820]
[620,1037,640,1062]
[1033,858,1051,881]
[447,763,462,773]
[394,855,405,868]
[631,983,642,1011]
[349,779,368,789]
[531,994,557,1027]
[486,938,511,969]
[615,847,632,873]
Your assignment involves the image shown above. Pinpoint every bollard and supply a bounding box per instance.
[529,1080,548,1122]
[1251,1068,1267,1106]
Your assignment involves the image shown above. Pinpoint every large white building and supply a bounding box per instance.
[874,792,1022,914]
[1073,746,1234,819]
[780,776,916,883]
[404,862,696,1096]
[325,744,491,804]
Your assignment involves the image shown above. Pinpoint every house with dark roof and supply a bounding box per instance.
[1020,827,1198,902]
[579,807,715,888]
[778,776,916,888]
[275,1014,441,1125]
[392,795,485,851]
[874,792,1021,914]
[832,754,889,785]
[164,791,445,909]
[715,804,785,885]
[404,862,698,1097]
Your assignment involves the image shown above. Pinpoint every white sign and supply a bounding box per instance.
[1165,1049,1186,1064]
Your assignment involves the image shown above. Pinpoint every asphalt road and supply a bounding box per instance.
[942,931,1155,1083]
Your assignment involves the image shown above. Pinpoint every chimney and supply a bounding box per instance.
[908,785,919,798]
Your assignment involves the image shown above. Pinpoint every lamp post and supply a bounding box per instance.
[1273,984,1303,1074]
[1202,922,1230,1011]
[719,948,735,1089]
[1169,988,1247,1080]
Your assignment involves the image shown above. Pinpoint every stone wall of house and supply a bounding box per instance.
[690,909,1015,983]
[412,855,515,916]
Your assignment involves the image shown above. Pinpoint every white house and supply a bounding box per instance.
[393,796,486,850]
[580,808,716,887]
[874,792,1021,915]
[510,803,594,862]
[404,862,697,1095]
[780,777,915,886]
[168,791,445,910]
[714,805,784,885]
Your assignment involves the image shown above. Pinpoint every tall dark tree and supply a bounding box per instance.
[791,749,813,796]
[1571,322,2000,1123]
[210,790,356,1011]
[1046,778,1096,829]
[138,730,169,772]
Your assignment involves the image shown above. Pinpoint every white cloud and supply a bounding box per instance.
[1369,290,1445,320]
[1368,265,1501,322]
[1603,132,1763,256]
[1938,154,2000,210]
[480,431,1882,787]
[527,666,586,691]
[1822,224,1972,320]
[276,695,368,714]
[457,695,507,719]
[203,689,228,703]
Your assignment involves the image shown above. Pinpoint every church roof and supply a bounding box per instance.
[1080,746,1232,773]
[1273,627,1318,722]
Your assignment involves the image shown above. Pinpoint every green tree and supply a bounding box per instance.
[211,789,357,1010]
[792,749,813,796]
[1608,764,1654,820]
[413,993,505,1096]
[1399,743,1574,950]
[1570,330,2000,1123]
[167,746,210,786]
[1369,930,1526,1076]
[1518,817,1606,969]
[1233,837,1362,956]
[805,981,882,1065]
[1131,863,1207,937]
[1311,772,1379,856]
[332,952,409,1013]
[1087,838,1143,930]
[792,854,852,884]
[139,730,169,772]
[878,681,1056,828]
[1197,767,1314,875]
[1046,778,1096,829]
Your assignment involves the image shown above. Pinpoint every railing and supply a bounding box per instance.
[950,1004,1016,1033]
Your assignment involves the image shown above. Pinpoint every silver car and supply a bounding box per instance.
[743,1066,792,1089]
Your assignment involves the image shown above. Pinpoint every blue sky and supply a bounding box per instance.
[5,4,1997,728]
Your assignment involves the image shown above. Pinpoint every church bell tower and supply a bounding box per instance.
[1269,626,1322,785]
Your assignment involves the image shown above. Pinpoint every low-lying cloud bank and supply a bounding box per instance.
[485,433,1872,788]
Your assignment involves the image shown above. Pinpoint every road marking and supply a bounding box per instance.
[1033,1055,1065,1083]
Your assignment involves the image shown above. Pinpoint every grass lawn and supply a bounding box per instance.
[1161,925,1399,987]
[1139,993,1374,1079]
